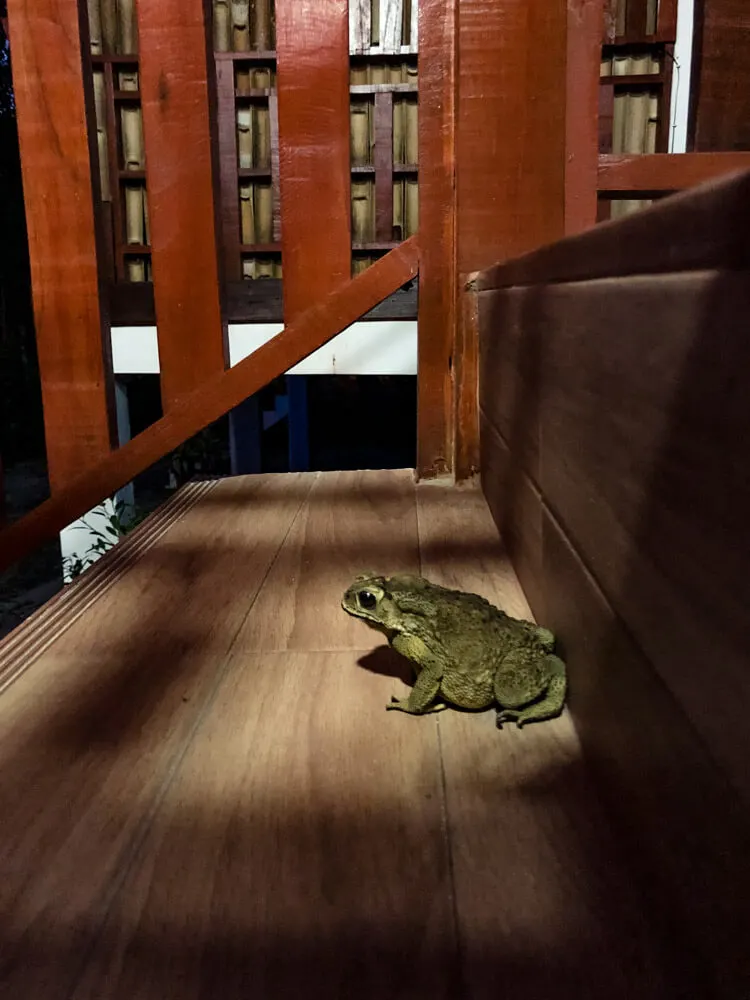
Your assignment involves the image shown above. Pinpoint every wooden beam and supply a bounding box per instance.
[0,239,419,575]
[598,152,750,191]
[216,58,241,283]
[137,0,228,409]
[374,92,394,241]
[566,0,606,235]
[625,0,648,38]
[417,0,457,479]
[275,0,351,321]
[9,0,116,492]
[453,278,480,482]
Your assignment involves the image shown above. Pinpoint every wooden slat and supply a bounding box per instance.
[380,0,403,52]
[625,0,648,37]
[0,239,420,575]
[598,82,615,153]
[476,168,750,290]
[349,0,370,55]
[137,0,227,408]
[453,280,480,481]
[0,474,314,999]
[566,0,605,235]
[9,0,116,492]
[541,509,750,996]
[656,0,679,37]
[416,484,689,999]
[54,471,455,997]
[598,152,750,191]
[269,94,282,243]
[216,58,241,283]
[275,0,351,321]
[374,91,394,241]
[537,270,750,807]
[417,0,457,479]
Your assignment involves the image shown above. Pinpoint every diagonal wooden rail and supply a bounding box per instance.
[0,238,419,575]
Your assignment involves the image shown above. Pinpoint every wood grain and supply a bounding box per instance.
[453,282,480,481]
[237,469,420,652]
[374,91,394,241]
[0,239,420,576]
[275,0,351,321]
[537,270,750,805]
[416,483,682,1000]
[543,509,750,997]
[417,0,457,478]
[692,0,750,152]
[456,0,567,272]
[598,151,750,191]
[8,0,116,491]
[0,474,313,999]
[137,0,228,408]
[215,58,242,283]
[476,167,750,290]
[565,0,604,234]
[2,468,742,996]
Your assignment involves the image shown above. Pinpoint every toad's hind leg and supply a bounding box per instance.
[495,654,567,729]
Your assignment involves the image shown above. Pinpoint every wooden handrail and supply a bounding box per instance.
[476,168,750,291]
[0,238,419,575]
[598,153,750,193]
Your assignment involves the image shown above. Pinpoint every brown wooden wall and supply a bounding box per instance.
[692,0,750,151]
[477,170,750,996]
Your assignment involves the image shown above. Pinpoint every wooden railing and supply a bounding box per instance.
[0,0,438,575]
[6,0,748,580]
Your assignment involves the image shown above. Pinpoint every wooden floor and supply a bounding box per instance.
[0,471,680,999]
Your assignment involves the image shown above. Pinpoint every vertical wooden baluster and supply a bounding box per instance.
[9,0,116,491]
[374,91,394,241]
[275,0,351,322]
[137,0,227,409]
[216,58,242,283]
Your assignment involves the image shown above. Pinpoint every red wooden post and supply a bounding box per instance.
[137,0,228,410]
[275,0,351,322]
[9,0,116,492]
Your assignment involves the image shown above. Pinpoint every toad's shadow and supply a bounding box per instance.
[357,645,414,686]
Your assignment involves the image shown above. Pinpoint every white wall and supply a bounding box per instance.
[111,320,418,377]
[669,0,696,153]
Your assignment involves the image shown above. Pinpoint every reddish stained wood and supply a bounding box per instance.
[657,0,679,38]
[598,82,615,153]
[625,0,648,38]
[457,0,568,271]
[216,59,241,283]
[269,94,281,243]
[453,280,480,481]
[275,0,351,322]
[598,152,750,191]
[137,0,227,409]
[0,239,420,575]
[8,0,116,492]
[418,0,457,479]
[566,0,606,236]
[693,0,750,153]
[374,92,394,241]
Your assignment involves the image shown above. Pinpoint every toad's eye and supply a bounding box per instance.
[358,590,377,610]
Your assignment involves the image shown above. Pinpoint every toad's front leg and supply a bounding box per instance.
[387,667,442,713]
